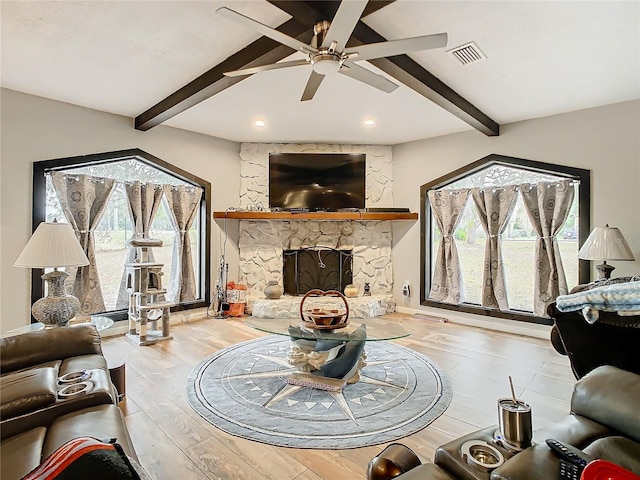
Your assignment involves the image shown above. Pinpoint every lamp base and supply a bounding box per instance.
[595,262,615,280]
[32,270,80,327]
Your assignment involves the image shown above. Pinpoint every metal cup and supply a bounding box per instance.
[498,398,532,450]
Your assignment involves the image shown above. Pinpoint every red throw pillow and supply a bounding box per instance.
[22,437,140,480]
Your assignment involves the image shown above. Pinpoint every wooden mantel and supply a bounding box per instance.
[212,211,418,221]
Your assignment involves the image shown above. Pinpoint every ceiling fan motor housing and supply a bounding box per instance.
[313,20,332,48]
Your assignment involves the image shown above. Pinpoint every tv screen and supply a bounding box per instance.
[269,153,366,211]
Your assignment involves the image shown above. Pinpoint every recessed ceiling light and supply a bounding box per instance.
[363,118,376,127]
[254,119,266,127]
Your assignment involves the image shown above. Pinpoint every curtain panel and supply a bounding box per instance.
[115,181,164,309]
[428,188,470,304]
[163,185,203,302]
[51,173,116,314]
[520,181,575,316]
[471,186,518,310]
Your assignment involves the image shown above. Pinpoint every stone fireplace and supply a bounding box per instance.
[236,143,397,318]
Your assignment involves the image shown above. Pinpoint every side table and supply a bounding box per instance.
[107,358,126,403]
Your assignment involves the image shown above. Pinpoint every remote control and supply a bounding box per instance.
[545,439,592,467]
[558,460,581,480]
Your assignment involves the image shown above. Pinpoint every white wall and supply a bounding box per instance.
[0,88,241,334]
[2,89,638,338]
[392,100,640,337]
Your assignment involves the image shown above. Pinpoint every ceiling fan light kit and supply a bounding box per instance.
[215,1,448,101]
[310,52,343,75]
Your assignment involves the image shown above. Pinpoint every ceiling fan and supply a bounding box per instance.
[216,1,448,101]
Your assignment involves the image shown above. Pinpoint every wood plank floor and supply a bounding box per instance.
[101,313,575,480]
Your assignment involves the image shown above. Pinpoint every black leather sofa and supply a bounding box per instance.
[0,325,141,480]
[367,365,640,480]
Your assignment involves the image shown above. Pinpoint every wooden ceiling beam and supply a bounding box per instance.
[135,18,312,131]
[135,0,498,137]
[135,0,395,131]
[352,21,499,136]
[277,0,499,136]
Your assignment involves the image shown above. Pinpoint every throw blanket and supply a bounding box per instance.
[555,281,640,324]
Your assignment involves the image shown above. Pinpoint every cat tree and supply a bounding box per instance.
[125,238,173,346]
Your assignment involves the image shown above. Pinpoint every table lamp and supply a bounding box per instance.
[14,220,90,327]
[578,224,635,280]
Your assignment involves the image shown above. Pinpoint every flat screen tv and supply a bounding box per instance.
[269,153,366,211]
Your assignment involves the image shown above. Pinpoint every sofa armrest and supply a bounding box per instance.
[367,443,422,480]
[0,368,58,419]
[547,303,640,378]
[571,365,640,443]
[0,324,102,374]
[1,367,117,441]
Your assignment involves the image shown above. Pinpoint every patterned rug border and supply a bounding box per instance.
[186,335,452,449]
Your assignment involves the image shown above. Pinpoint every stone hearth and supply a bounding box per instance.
[247,295,396,319]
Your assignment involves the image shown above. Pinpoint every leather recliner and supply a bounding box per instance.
[0,325,139,480]
[548,301,640,379]
[367,365,640,480]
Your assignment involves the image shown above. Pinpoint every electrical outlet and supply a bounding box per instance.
[402,281,411,297]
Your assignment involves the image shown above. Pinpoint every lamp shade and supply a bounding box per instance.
[577,225,635,261]
[14,221,89,268]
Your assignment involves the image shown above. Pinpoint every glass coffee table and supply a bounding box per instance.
[245,316,410,388]
[246,316,409,342]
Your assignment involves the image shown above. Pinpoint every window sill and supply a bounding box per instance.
[420,299,553,326]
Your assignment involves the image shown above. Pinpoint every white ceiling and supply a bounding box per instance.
[2,1,639,145]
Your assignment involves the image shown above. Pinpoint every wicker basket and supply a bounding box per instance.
[299,289,349,330]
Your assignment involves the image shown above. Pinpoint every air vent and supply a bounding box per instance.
[448,41,486,65]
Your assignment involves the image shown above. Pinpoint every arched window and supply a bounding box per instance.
[32,149,211,322]
[420,154,590,325]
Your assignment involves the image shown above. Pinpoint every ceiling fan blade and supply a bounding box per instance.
[345,33,448,61]
[216,7,316,55]
[224,59,309,77]
[321,0,368,51]
[339,63,398,93]
[301,71,325,101]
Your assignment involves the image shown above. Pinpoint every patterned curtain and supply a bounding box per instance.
[471,186,518,310]
[520,181,575,316]
[51,172,116,314]
[428,188,470,303]
[115,181,164,309]
[163,185,203,302]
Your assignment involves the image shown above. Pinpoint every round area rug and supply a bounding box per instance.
[186,335,452,449]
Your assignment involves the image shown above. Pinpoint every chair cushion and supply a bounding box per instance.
[0,367,57,419]
[571,366,640,443]
[21,436,140,480]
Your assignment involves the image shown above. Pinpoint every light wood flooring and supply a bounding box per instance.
[101,313,575,480]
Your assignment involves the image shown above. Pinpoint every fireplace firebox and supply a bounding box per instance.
[283,248,353,296]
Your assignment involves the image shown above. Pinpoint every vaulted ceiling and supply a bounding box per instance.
[2,1,639,145]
